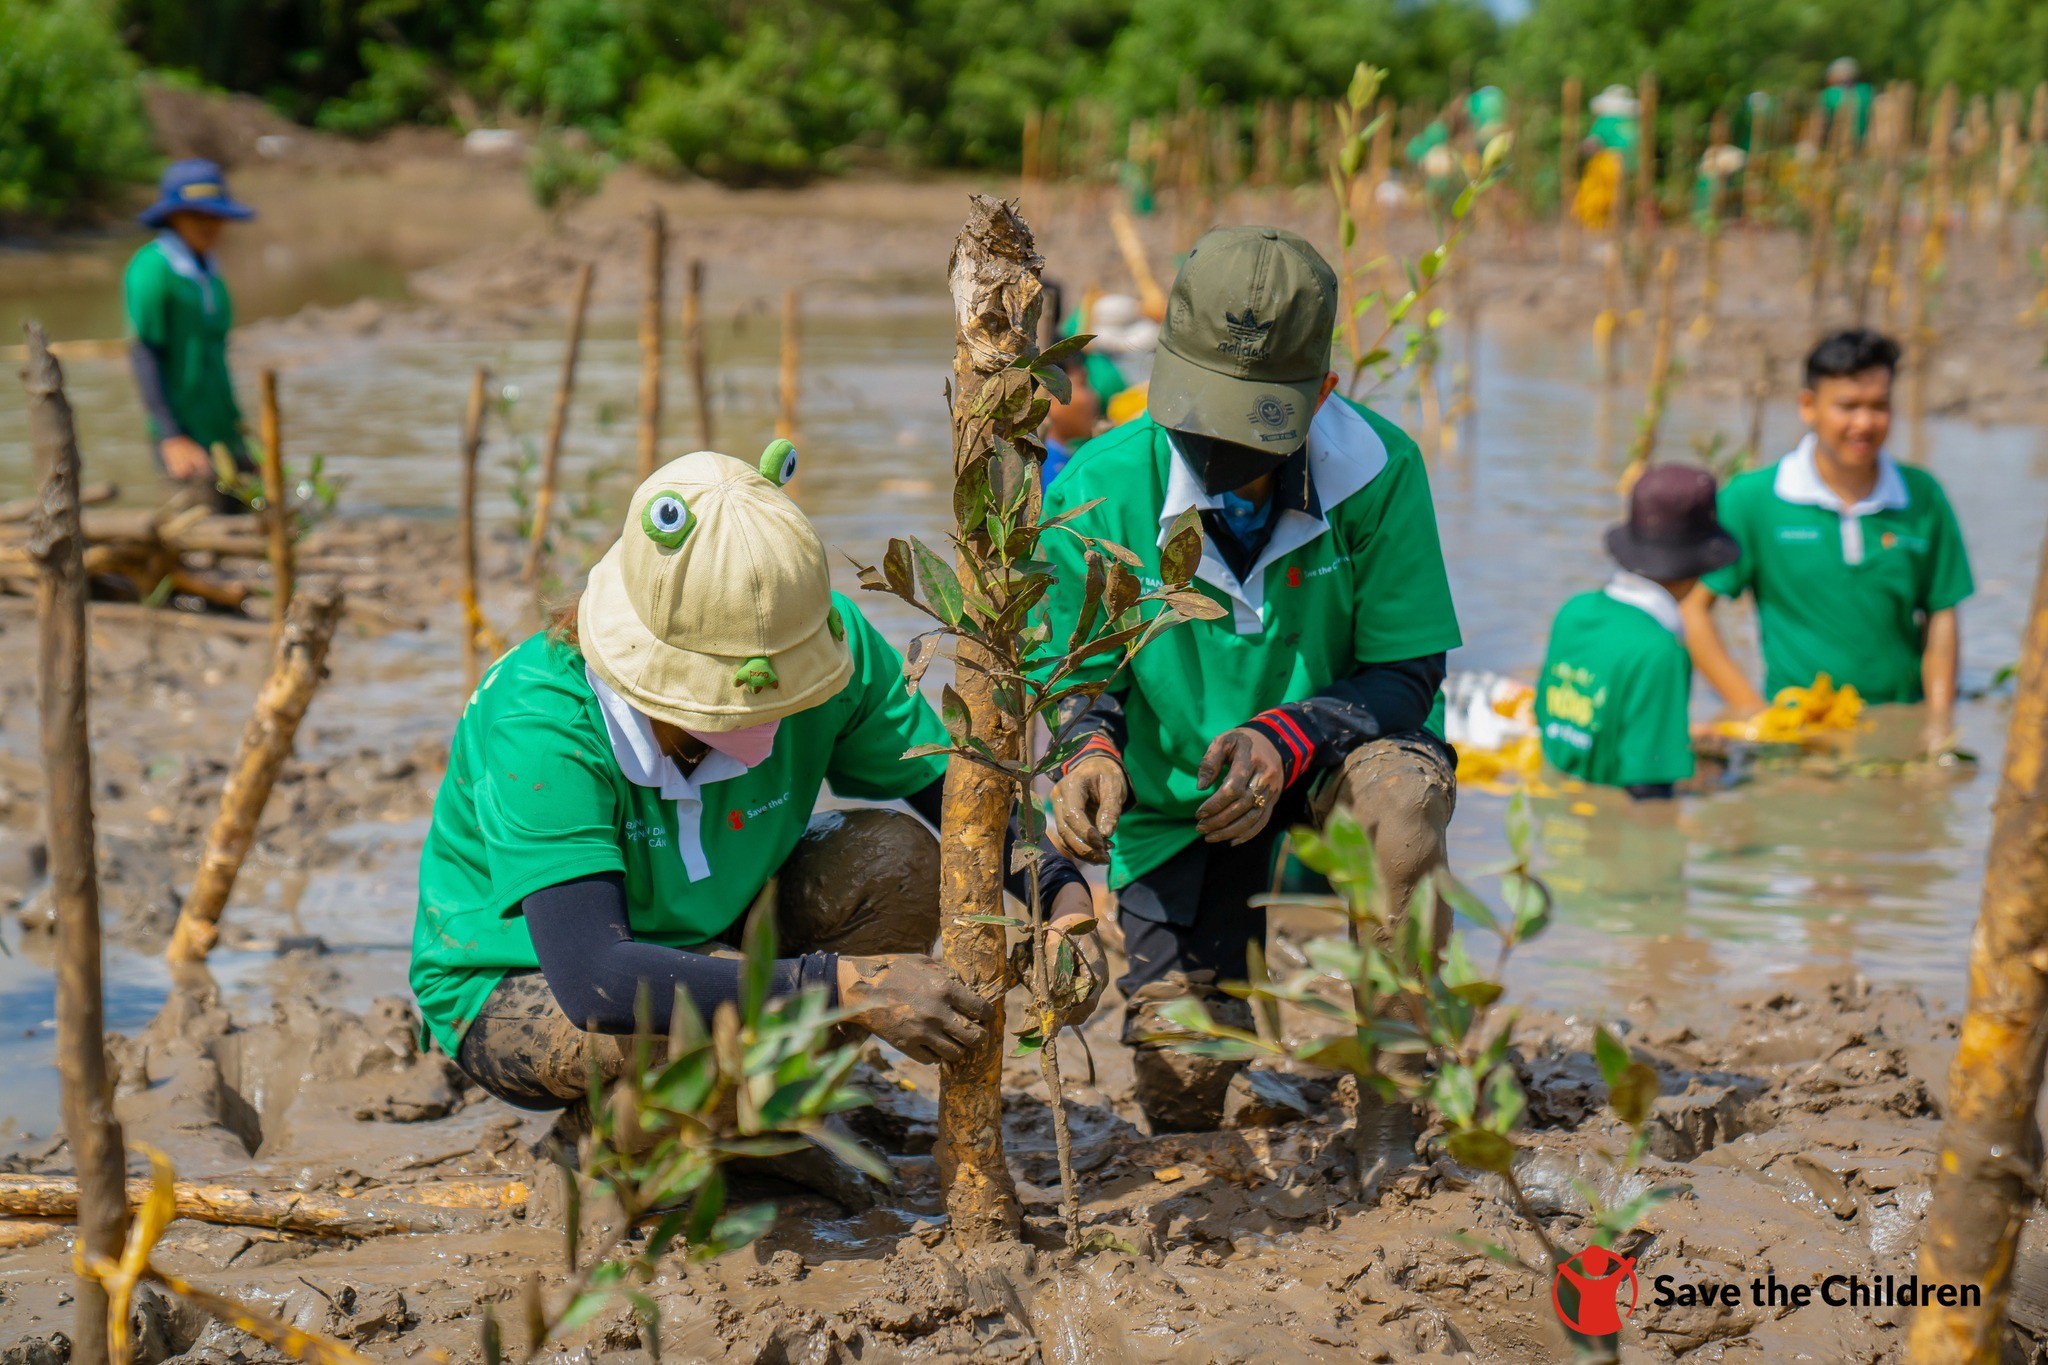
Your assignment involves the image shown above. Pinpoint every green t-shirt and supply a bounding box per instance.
[1536,589,1694,789]
[123,236,247,460]
[1702,456,1974,704]
[408,594,947,1058]
[1037,402,1461,886]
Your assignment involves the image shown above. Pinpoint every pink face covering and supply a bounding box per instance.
[683,718,780,769]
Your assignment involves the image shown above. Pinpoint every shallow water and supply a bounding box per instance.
[0,249,2038,1133]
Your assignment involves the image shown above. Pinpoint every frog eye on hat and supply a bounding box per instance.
[759,439,798,486]
[641,492,695,548]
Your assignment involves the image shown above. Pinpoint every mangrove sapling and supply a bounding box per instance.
[1161,796,1684,1361]
[494,902,884,1360]
[857,194,1220,1249]
[1325,64,1512,412]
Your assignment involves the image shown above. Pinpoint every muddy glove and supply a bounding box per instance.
[837,954,993,1066]
[1195,726,1287,845]
[1049,753,1127,863]
[1006,888,1108,1030]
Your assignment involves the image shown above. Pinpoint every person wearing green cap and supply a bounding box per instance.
[1036,226,1461,1132]
[412,445,1099,1196]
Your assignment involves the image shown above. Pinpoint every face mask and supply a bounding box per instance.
[683,718,781,769]
[1173,428,1291,496]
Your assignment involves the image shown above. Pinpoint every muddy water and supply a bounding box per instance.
[0,261,2040,1135]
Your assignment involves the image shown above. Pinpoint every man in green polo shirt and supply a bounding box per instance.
[125,159,257,504]
[1038,226,1461,1132]
[1538,464,1739,797]
[1683,330,1973,757]
[413,447,1098,1198]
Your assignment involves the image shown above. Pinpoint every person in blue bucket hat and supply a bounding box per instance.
[125,159,258,503]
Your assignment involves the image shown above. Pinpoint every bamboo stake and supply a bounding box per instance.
[934,196,1035,1245]
[1908,87,1957,466]
[1595,210,1625,384]
[776,286,800,442]
[1560,76,1582,264]
[458,366,489,693]
[1907,525,2048,1363]
[1109,205,1168,319]
[520,260,594,583]
[1695,109,1730,335]
[682,259,712,451]
[1620,244,1680,490]
[1996,111,2021,279]
[23,322,129,1365]
[165,584,345,963]
[0,1174,515,1237]
[256,370,293,647]
[1635,70,1659,266]
[1743,347,1773,467]
[638,205,666,479]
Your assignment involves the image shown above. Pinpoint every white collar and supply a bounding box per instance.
[1157,398,1389,633]
[585,665,744,800]
[1772,434,1908,516]
[1603,571,1685,638]
[154,230,220,316]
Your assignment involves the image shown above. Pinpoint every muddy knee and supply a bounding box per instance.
[1324,741,1454,897]
[1124,975,1254,1133]
[777,808,940,956]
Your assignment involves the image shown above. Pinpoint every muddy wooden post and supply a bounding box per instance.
[23,322,130,1364]
[458,366,490,693]
[1559,76,1582,264]
[1622,244,1681,484]
[776,286,800,442]
[682,259,713,451]
[933,195,1040,1245]
[165,584,345,963]
[639,205,666,480]
[1907,526,2048,1364]
[257,370,294,646]
[521,259,595,583]
[1635,70,1660,265]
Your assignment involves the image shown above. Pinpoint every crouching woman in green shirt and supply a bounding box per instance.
[411,448,1095,1135]
[1537,464,1739,797]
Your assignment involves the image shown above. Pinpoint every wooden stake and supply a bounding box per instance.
[682,259,713,451]
[1743,347,1773,467]
[256,369,293,646]
[0,1173,517,1237]
[23,322,129,1365]
[776,286,800,442]
[1109,206,1168,319]
[1695,109,1730,335]
[638,205,666,479]
[1560,76,1582,264]
[520,260,594,583]
[1907,87,1957,465]
[458,366,489,693]
[1908,525,2048,1363]
[165,584,345,963]
[1623,245,1680,483]
[935,195,1036,1245]
[1635,70,1660,262]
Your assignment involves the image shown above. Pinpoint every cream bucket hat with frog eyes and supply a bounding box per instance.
[577,442,852,732]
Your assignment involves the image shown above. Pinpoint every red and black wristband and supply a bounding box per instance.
[1062,732,1123,777]
[1243,708,1314,788]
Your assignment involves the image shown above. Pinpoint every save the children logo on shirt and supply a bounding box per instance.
[1552,1246,1639,1336]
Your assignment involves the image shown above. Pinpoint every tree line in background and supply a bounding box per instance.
[2,0,2048,217]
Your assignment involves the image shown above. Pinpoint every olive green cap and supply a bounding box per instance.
[1148,225,1338,453]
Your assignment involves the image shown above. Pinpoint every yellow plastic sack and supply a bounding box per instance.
[1714,673,1865,746]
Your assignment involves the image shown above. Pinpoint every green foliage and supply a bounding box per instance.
[1929,0,2048,96]
[315,41,449,136]
[527,128,609,216]
[0,0,155,220]
[509,900,876,1360]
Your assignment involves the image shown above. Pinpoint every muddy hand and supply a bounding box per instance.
[1049,753,1127,863]
[1044,889,1107,1027]
[1195,727,1285,845]
[837,953,993,1066]
[159,434,212,481]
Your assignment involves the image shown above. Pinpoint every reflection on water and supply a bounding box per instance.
[0,252,2040,1130]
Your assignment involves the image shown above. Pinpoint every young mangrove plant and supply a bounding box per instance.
[859,194,1220,1249]
[1161,792,1686,1361]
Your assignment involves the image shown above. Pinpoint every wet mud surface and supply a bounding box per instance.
[2,106,2047,1359]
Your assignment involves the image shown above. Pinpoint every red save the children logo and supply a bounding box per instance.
[727,810,744,831]
[1552,1246,1639,1336]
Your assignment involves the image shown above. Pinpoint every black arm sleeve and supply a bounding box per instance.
[1054,690,1130,774]
[525,872,837,1034]
[904,778,1088,909]
[128,341,183,440]
[1624,783,1677,801]
[1242,652,1448,787]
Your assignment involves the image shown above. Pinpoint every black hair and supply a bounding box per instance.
[1804,329,1901,389]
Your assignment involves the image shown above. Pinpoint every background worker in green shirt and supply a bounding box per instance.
[1537,464,1739,798]
[411,447,1097,1193]
[1683,330,1974,758]
[125,159,258,504]
[1039,226,1462,1132]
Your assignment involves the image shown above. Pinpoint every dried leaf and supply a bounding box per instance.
[1159,506,1204,584]
[903,630,946,692]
